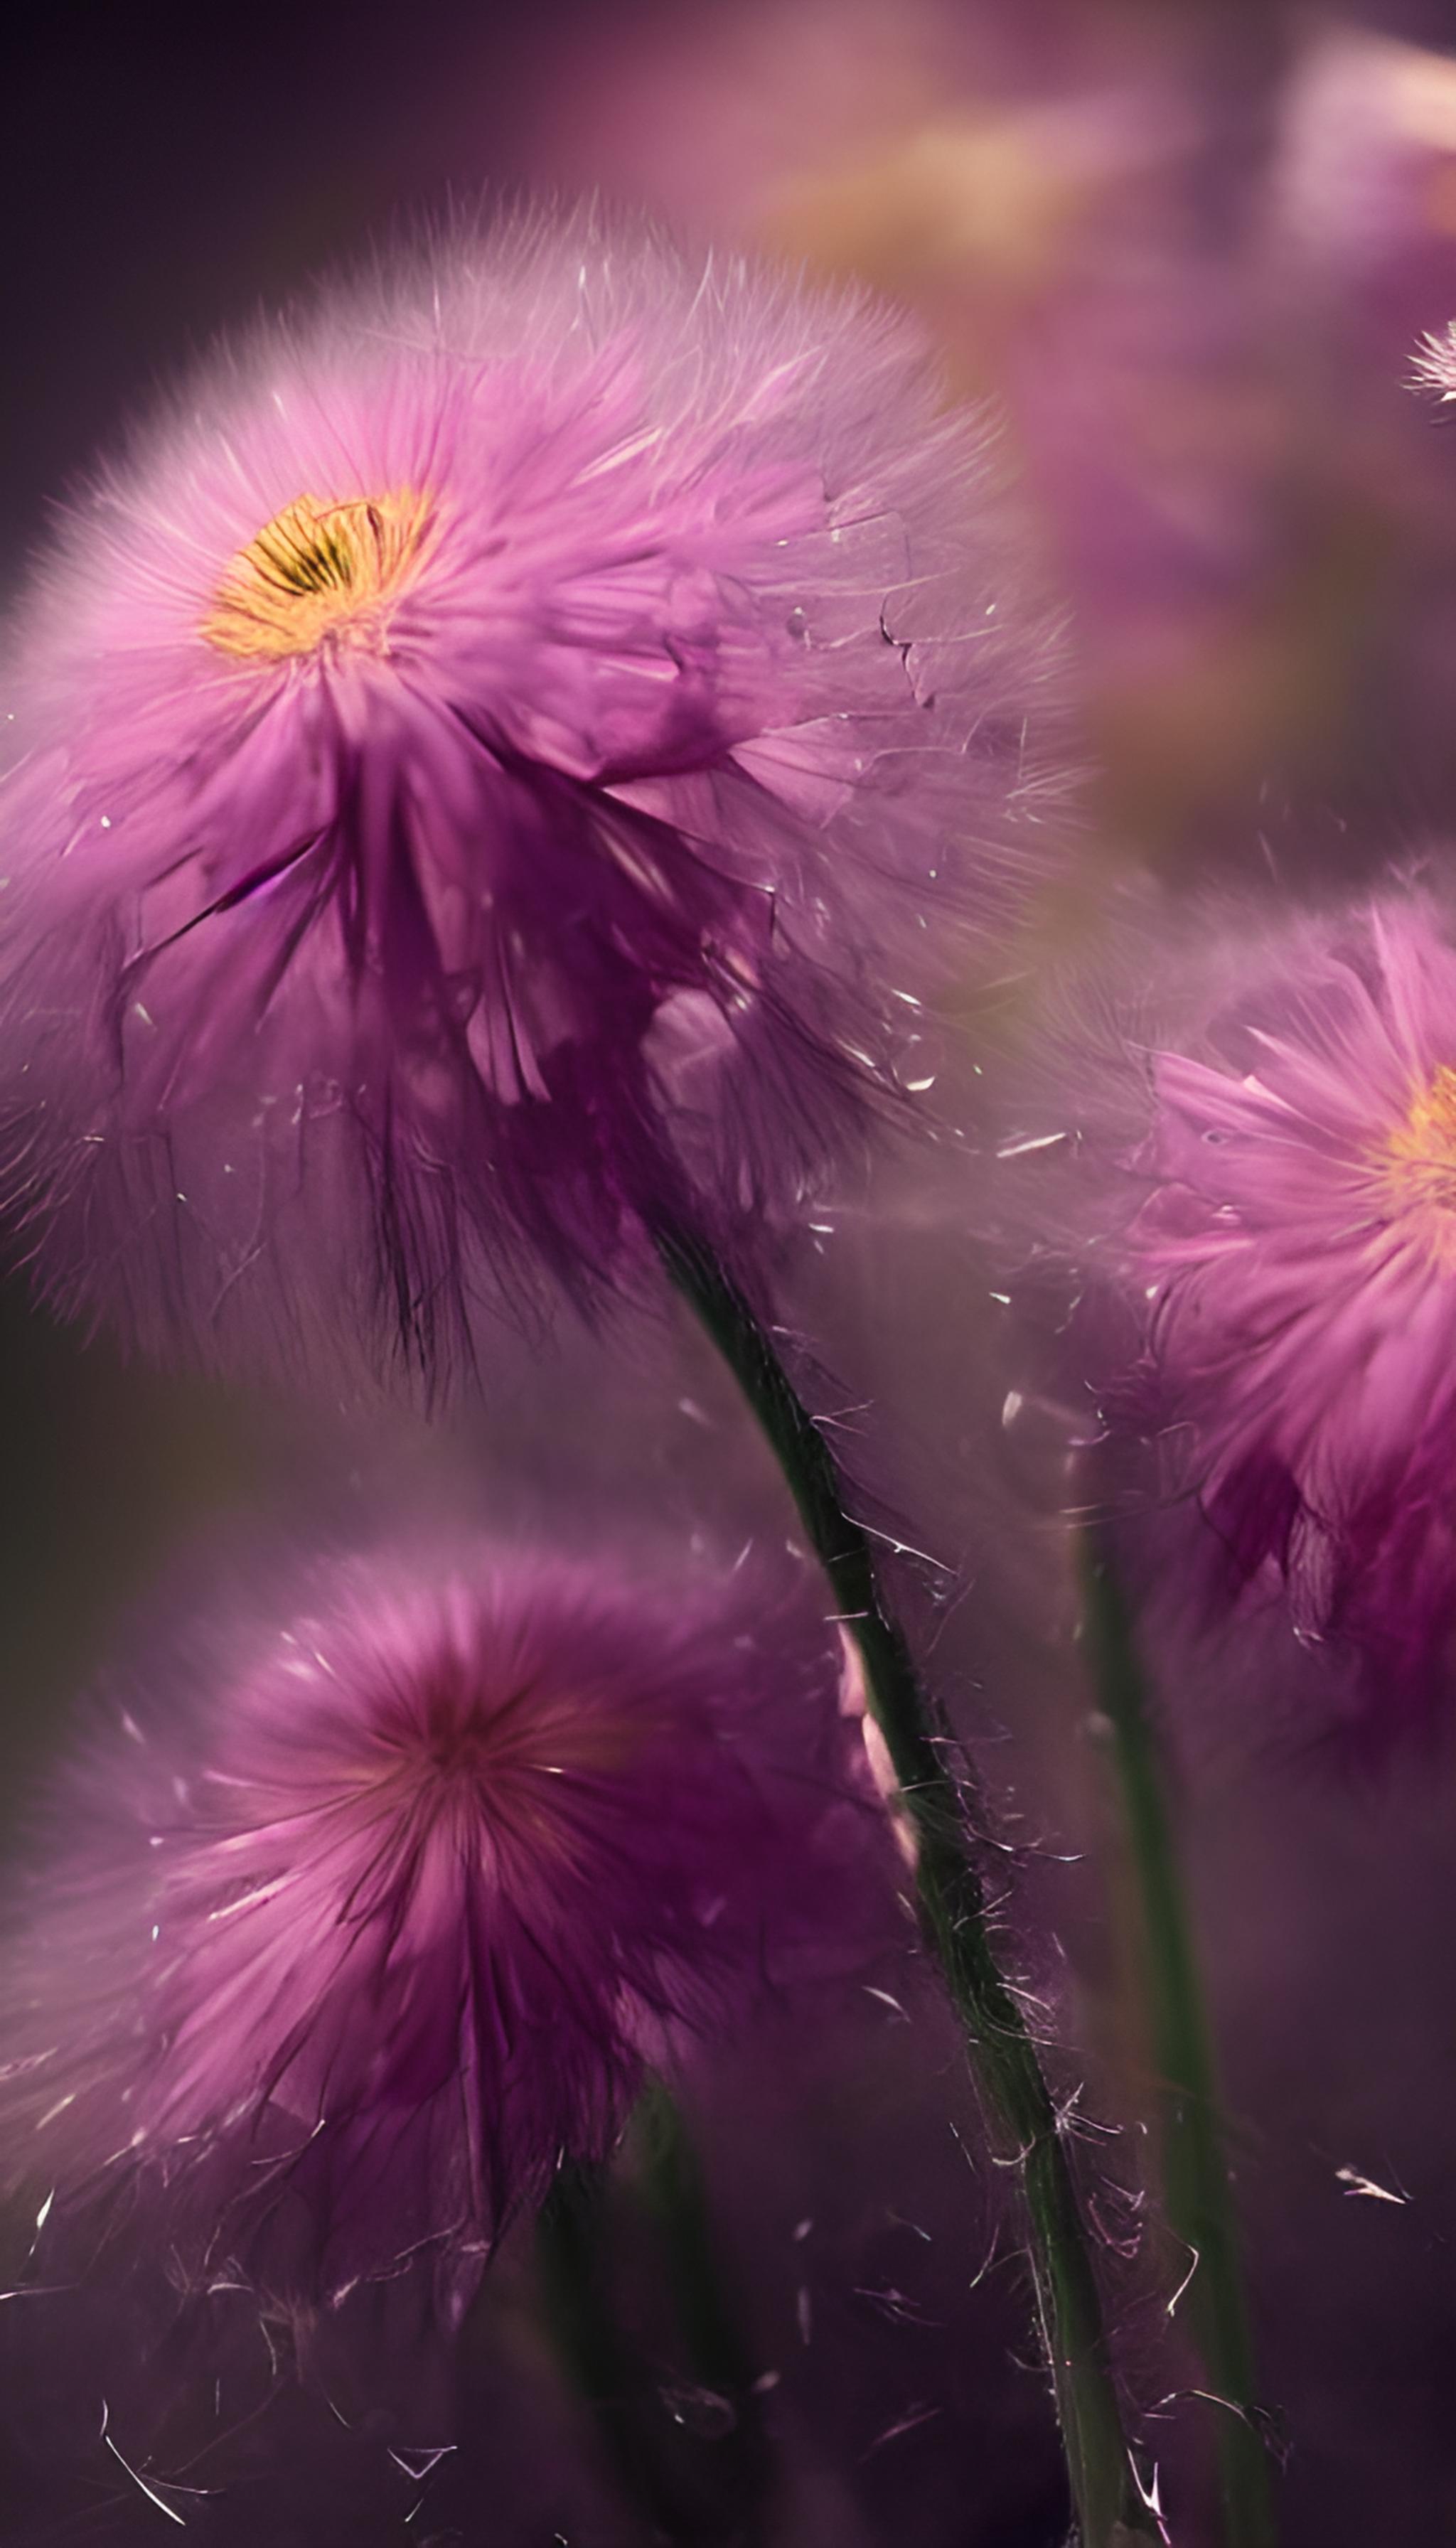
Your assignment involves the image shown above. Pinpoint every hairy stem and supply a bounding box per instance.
[1080,1526,1277,2548]
[655,1220,1152,2547]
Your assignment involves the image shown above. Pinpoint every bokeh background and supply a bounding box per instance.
[4,3,1456,2541]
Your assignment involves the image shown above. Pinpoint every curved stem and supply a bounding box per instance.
[654,1219,1154,2547]
[1079,1526,1277,2548]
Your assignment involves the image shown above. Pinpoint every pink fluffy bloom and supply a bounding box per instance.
[0,1539,882,2325]
[0,209,1063,1397]
[1113,897,1456,1718]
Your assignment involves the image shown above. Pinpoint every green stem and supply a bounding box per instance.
[535,2157,684,2542]
[537,2102,775,2547]
[1079,1526,1276,2548]
[654,1220,1153,2547]
[631,2079,775,2515]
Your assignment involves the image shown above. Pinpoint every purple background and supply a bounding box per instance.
[3,5,1456,2542]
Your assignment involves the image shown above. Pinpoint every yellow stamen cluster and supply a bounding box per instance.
[202,488,432,661]
[1381,1065,1456,1224]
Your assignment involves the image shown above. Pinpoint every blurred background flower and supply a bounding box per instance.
[1110,894,1456,1732]
[0,1533,891,2330]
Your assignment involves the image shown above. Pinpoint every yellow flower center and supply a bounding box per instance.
[201,488,432,661]
[1381,1065,1456,1222]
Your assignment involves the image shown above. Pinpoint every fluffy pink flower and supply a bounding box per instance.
[0,1538,882,2325]
[0,209,1063,1397]
[1112,897,1456,1715]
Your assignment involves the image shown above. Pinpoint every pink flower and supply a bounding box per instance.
[1113,897,1456,1718]
[0,1537,883,2325]
[0,209,1063,1398]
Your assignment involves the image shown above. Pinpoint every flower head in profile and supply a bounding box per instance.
[0,1538,879,2325]
[0,208,1064,1398]
[1113,896,1456,1723]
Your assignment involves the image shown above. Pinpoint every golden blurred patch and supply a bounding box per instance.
[203,488,432,662]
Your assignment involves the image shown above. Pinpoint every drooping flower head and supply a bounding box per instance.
[0,208,1064,1397]
[1110,896,1456,1721]
[0,1536,883,2325]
